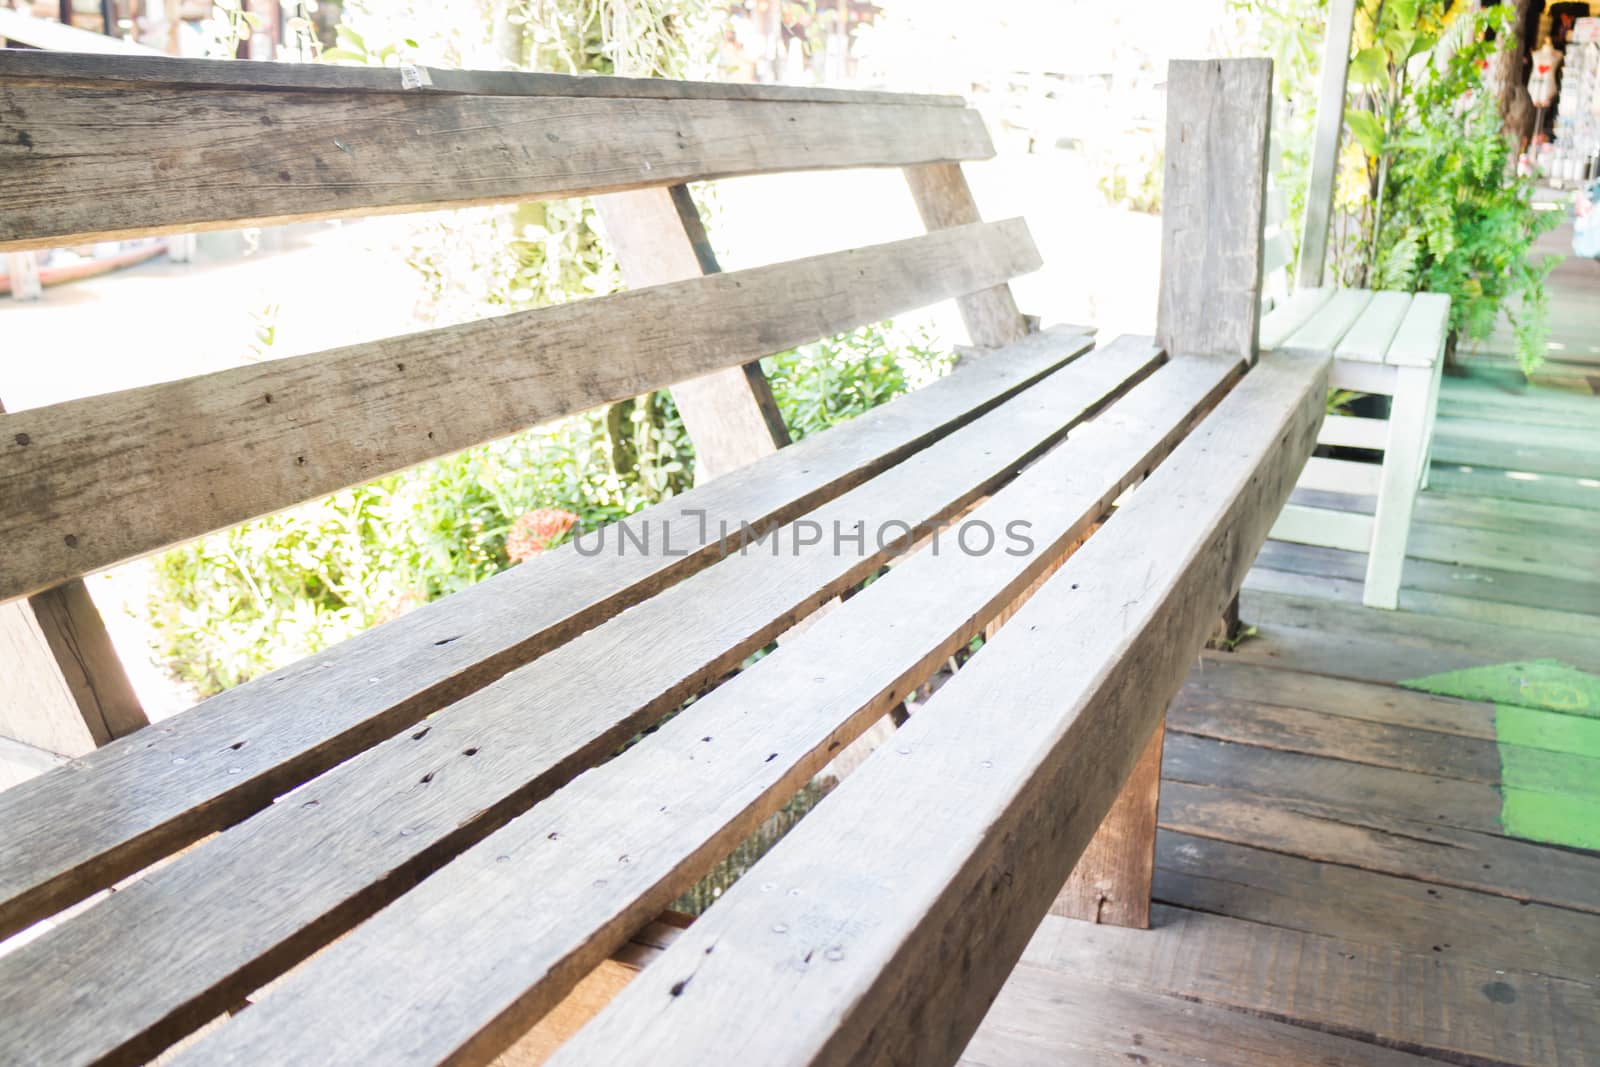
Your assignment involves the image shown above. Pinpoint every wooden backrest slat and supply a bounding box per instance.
[0,343,1161,1067]
[0,220,1039,604]
[167,345,1240,1067]
[0,54,991,252]
[0,49,966,106]
[0,326,1093,942]
[545,351,1328,1067]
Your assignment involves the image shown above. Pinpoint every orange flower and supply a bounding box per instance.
[507,508,579,562]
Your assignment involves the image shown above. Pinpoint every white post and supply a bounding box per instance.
[1296,0,1357,291]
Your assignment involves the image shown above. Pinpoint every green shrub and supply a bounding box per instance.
[147,322,949,696]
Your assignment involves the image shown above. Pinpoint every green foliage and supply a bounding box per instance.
[148,321,942,696]
[764,322,954,441]
[1229,0,1330,272]
[1092,134,1163,215]
[1351,4,1560,372]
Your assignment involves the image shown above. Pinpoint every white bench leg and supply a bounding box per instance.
[1417,354,1443,490]
[1363,363,1433,609]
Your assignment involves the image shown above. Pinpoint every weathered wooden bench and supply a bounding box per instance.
[0,54,1325,1065]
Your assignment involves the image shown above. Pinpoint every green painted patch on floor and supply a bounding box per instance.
[1403,659,1600,851]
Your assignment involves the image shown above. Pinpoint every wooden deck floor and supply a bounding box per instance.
[964,366,1600,1066]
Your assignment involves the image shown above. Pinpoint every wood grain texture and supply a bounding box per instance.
[596,183,790,481]
[0,77,991,251]
[1159,779,1600,915]
[961,961,1447,1067]
[1024,904,1600,1067]
[1163,732,1506,838]
[170,346,1238,1067]
[1156,59,1272,363]
[1050,722,1163,929]
[548,349,1327,1067]
[0,325,1094,942]
[0,49,962,107]
[0,392,144,755]
[903,163,1030,347]
[1153,831,1600,982]
[0,220,1040,603]
[0,342,1161,1067]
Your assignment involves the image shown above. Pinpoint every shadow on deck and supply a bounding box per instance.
[966,360,1600,1065]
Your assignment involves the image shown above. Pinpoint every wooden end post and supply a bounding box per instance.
[1055,58,1275,930]
[595,185,790,483]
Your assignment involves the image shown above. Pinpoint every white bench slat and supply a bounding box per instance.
[1298,456,1382,497]
[1329,358,1399,396]
[1333,290,1411,364]
[1279,288,1373,357]
[0,220,1038,606]
[546,350,1329,1067]
[0,325,1091,942]
[1258,287,1333,351]
[1385,292,1451,368]
[1270,503,1375,553]
[0,339,1162,1067]
[1262,230,1294,277]
[1319,412,1388,451]
[167,351,1245,1067]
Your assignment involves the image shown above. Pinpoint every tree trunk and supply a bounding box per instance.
[1496,0,1538,148]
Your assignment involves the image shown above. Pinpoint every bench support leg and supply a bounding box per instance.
[1051,720,1164,929]
[1363,363,1434,609]
[903,163,1031,347]
[595,185,790,482]
[0,392,147,763]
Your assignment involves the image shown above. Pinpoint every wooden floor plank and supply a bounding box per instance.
[0,325,1095,941]
[0,338,1165,1067]
[1426,464,1600,512]
[1022,906,1600,1067]
[1159,779,1600,915]
[1168,683,1600,795]
[1253,538,1600,624]
[1236,589,1600,679]
[1162,732,1506,837]
[1153,831,1600,983]
[961,963,1447,1067]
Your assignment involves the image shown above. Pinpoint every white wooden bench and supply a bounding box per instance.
[1261,287,1449,610]
[0,54,1324,1065]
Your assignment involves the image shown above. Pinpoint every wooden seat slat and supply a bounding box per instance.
[1384,292,1451,368]
[1258,287,1333,351]
[0,220,1039,605]
[546,350,1329,1067]
[1333,290,1412,364]
[1279,288,1372,357]
[0,325,1092,941]
[0,340,1160,1067]
[1319,412,1388,451]
[1299,455,1382,497]
[167,346,1242,1067]
[0,55,990,252]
